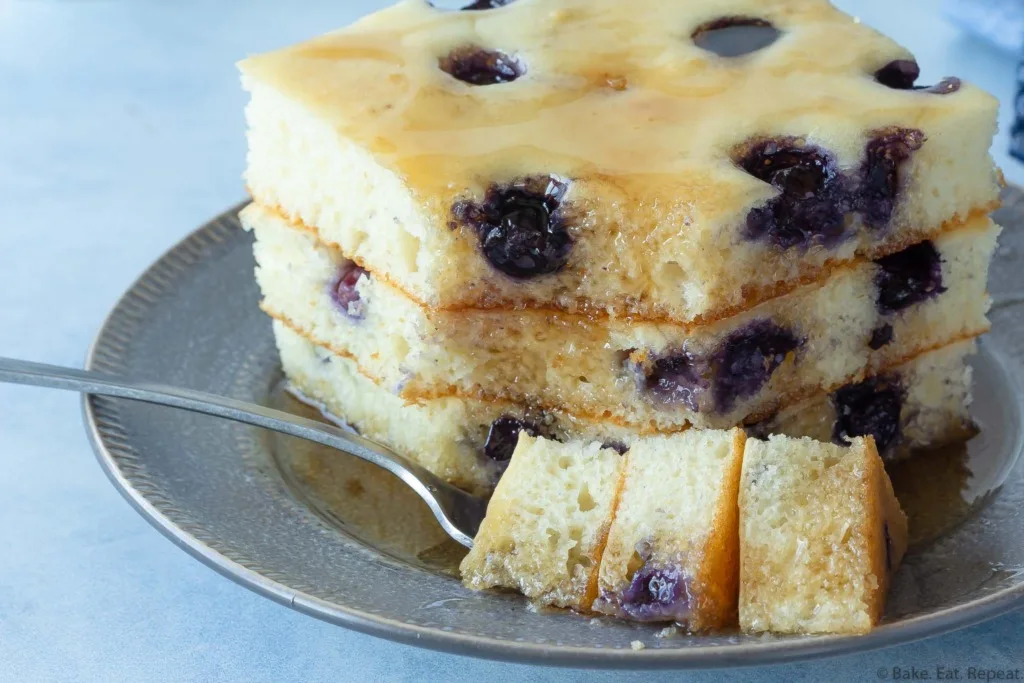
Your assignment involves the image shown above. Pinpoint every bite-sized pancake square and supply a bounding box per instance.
[739,435,908,634]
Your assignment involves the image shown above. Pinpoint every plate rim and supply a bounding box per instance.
[81,202,1024,669]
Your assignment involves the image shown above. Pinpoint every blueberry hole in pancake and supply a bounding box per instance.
[692,17,781,58]
[735,138,848,250]
[601,440,630,455]
[439,45,525,86]
[427,0,515,10]
[452,176,573,278]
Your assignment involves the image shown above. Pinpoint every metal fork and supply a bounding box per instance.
[0,357,488,548]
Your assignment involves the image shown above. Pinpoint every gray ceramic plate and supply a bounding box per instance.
[83,191,1024,669]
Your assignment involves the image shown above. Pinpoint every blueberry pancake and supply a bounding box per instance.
[241,0,999,323]
[246,202,995,433]
[246,0,993,633]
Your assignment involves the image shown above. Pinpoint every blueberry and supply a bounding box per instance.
[439,46,524,86]
[873,60,960,95]
[712,320,802,413]
[856,128,925,229]
[644,352,707,412]
[743,144,831,197]
[452,177,572,279]
[869,324,894,350]
[874,59,920,89]
[875,241,946,313]
[481,198,565,276]
[744,416,774,442]
[737,139,848,250]
[461,0,514,8]
[692,17,781,58]
[832,375,903,454]
[917,77,961,95]
[330,262,368,320]
[483,416,539,462]
[620,564,691,622]
[602,440,630,455]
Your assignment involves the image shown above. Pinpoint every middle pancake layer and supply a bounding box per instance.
[245,202,996,432]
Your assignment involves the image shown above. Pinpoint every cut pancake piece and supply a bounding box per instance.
[246,201,996,433]
[242,0,999,322]
[463,430,906,635]
[459,434,625,611]
[739,435,908,634]
[592,430,746,630]
[275,321,976,492]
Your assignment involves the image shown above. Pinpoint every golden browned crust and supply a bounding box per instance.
[263,304,683,433]
[250,198,1000,329]
[690,428,746,630]
[265,301,985,434]
[860,438,887,632]
[851,437,908,631]
[263,304,386,386]
[364,323,986,416]
[869,437,908,624]
[580,449,629,613]
[740,329,986,426]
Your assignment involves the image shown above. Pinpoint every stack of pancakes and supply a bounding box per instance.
[239,0,1001,496]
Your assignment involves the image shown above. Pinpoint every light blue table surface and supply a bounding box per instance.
[1,1,1022,680]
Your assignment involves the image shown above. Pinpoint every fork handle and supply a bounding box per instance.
[0,357,483,547]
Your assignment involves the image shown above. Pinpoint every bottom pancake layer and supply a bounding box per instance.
[274,321,976,494]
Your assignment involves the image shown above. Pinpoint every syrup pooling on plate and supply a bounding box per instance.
[884,435,1014,549]
[269,383,467,577]
[269,370,1018,580]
